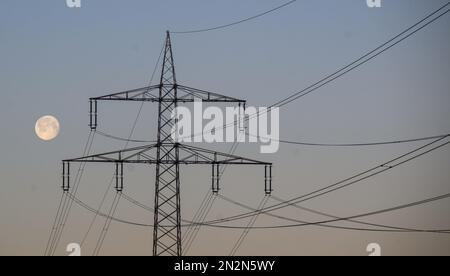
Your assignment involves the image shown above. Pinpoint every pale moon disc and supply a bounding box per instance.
[35,115,60,141]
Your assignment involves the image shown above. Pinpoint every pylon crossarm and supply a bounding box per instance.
[177,144,272,166]
[64,143,271,166]
[88,84,246,131]
[89,84,245,104]
[91,85,161,102]
[63,144,159,164]
[177,85,246,103]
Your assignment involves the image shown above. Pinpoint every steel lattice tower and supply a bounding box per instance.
[153,32,181,256]
[62,32,272,256]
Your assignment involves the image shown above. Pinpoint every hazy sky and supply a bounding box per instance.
[0,0,449,256]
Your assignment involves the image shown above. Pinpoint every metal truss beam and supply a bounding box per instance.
[64,143,271,166]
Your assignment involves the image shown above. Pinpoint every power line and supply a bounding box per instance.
[44,191,65,255]
[271,3,450,109]
[201,136,450,225]
[46,131,92,255]
[121,186,450,234]
[64,32,272,256]
[183,194,216,254]
[171,0,298,34]
[124,190,449,233]
[229,196,269,256]
[220,194,450,233]
[276,134,450,147]
[46,130,96,256]
[97,122,241,255]
[167,5,450,241]
[182,192,212,247]
[96,128,450,148]
[63,133,450,244]
[263,139,450,218]
[78,39,166,254]
[50,131,96,255]
[51,3,450,254]
[248,133,450,147]
[183,142,240,255]
[70,136,450,230]
[68,190,450,233]
[80,176,114,247]
[171,4,450,245]
[212,192,450,230]
[93,192,122,256]
[97,130,155,143]
[94,4,450,151]
[69,137,450,231]
[173,2,450,142]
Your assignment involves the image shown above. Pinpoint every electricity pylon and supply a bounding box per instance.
[63,31,273,256]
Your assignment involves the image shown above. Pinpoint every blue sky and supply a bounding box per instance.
[0,0,449,255]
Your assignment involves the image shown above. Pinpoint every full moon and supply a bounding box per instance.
[35,115,60,141]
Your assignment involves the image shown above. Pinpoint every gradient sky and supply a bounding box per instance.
[1,0,449,256]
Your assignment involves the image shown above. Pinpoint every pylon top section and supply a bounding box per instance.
[160,31,177,86]
[88,31,246,132]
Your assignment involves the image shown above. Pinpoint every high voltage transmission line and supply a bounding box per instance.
[96,129,450,148]
[81,39,167,253]
[218,194,450,233]
[171,0,298,34]
[67,189,450,232]
[200,136,450,225]
[94,2,449,146]
[45,36,167,257]
[95,2,450,149]
[45,2,450,256]
[169,2,450,143]
[51,32,273,257]
[66,135,450,231]
[54,123,450,253]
